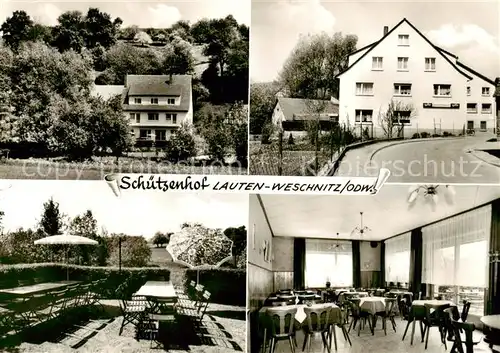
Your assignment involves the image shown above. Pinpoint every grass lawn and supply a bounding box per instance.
[0,158,246,180]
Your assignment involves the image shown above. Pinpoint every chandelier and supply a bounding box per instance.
[407,185,455,211]
[329,233,344,250]
[351,212,371,237]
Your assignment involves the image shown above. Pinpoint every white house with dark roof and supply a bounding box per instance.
[93,74,193,144]
[337,18,497,137]
[271,97,339,135]
[123,74,193,142]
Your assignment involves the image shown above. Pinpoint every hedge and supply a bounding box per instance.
[0,263,170,299]
[183,268,245,306]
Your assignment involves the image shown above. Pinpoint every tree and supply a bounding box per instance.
[38,198,65,235]
[2,228,49,263]
[68,210,107,266]
[84,8,120,49]
[162,38,195,75]
[304,99,329,175]
[120,25,139,40]
[0,46,16,142]
[102,43,162,85]
[52,11,86,52]
[134,31,152,47]
[228,103,248,167]
[378,100,417,139]
[107,234,152,267]
[223,225,246,267]
[28,23,53,44]
[198,105,231,162]
[152,232,169,247]
[249,82,280,135]
[279,32,357,99]
[1,11,33,50]
[165,122,196,162]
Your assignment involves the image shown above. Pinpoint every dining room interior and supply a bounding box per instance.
[248,184,500,353]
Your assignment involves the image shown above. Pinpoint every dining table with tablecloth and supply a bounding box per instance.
[338,291,369,303]
[359,296,386,315]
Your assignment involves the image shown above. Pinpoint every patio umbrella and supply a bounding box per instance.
[166,224,233,284]
[34,234,98,280]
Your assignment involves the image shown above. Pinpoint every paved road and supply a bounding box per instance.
[335,136,500,183]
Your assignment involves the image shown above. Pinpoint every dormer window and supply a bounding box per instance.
[134,98,142,104]
[151,98,159,104]
[398,34,409,46]
[167,98,176,105]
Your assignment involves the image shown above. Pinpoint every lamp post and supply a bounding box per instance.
[118,236,122,272]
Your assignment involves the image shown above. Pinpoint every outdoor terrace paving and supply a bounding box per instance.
[14,302,245,353]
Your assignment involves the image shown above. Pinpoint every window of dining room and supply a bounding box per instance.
[305,239,353,288]
[384,232,411,288]
[421,204,491,316]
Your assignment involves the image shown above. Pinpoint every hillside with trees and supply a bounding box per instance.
[0,9,249,170]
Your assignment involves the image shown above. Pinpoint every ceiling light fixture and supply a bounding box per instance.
[351,212,371,237]
[407,185,455,211]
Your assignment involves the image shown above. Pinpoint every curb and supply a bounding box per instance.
[468,150,500,168]
[369,137,466,162]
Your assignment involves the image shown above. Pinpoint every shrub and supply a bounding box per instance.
[420,132,430,138]
[183,268,245,306]
[432,133,441,138]
[443,131,454,137]
[411,133,421,139]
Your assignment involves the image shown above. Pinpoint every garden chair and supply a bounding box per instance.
[118,295,148,336]
[86,279,106,314]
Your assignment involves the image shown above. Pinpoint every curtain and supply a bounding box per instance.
[422,205,491,287]
[305,239,353,288]
[293,238,306,290]
[385,232,411,283]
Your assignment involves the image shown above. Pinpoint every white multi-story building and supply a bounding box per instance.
[92,74,193,144]
[337,18,497,138]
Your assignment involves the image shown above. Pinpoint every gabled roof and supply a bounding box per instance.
[433,47,495,85]
[337,18,473,80]
[276,97,339,121]
[123,75,192,112]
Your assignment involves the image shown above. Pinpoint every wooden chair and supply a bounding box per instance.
[443,308,480,353]
[423,303,450,350]
[460,300,471,322]
[302,305,332,353]
[375,297,397,335]
[347,299,373,336]
[333,303,352,347]
[402,304,426,345]
[297,295,315,304]
[265,306,297,353]
[118,295,148,336]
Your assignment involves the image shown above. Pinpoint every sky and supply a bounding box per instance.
[251,0,500,83]
[0,0,250,28]
[0,180,248,238]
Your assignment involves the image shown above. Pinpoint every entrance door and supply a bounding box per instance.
[480,121,487,131]
[467,121,474,130]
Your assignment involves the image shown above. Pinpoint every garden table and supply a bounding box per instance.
[338,291,368,303]
[135,281,178,314]
[0,281,80,297]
